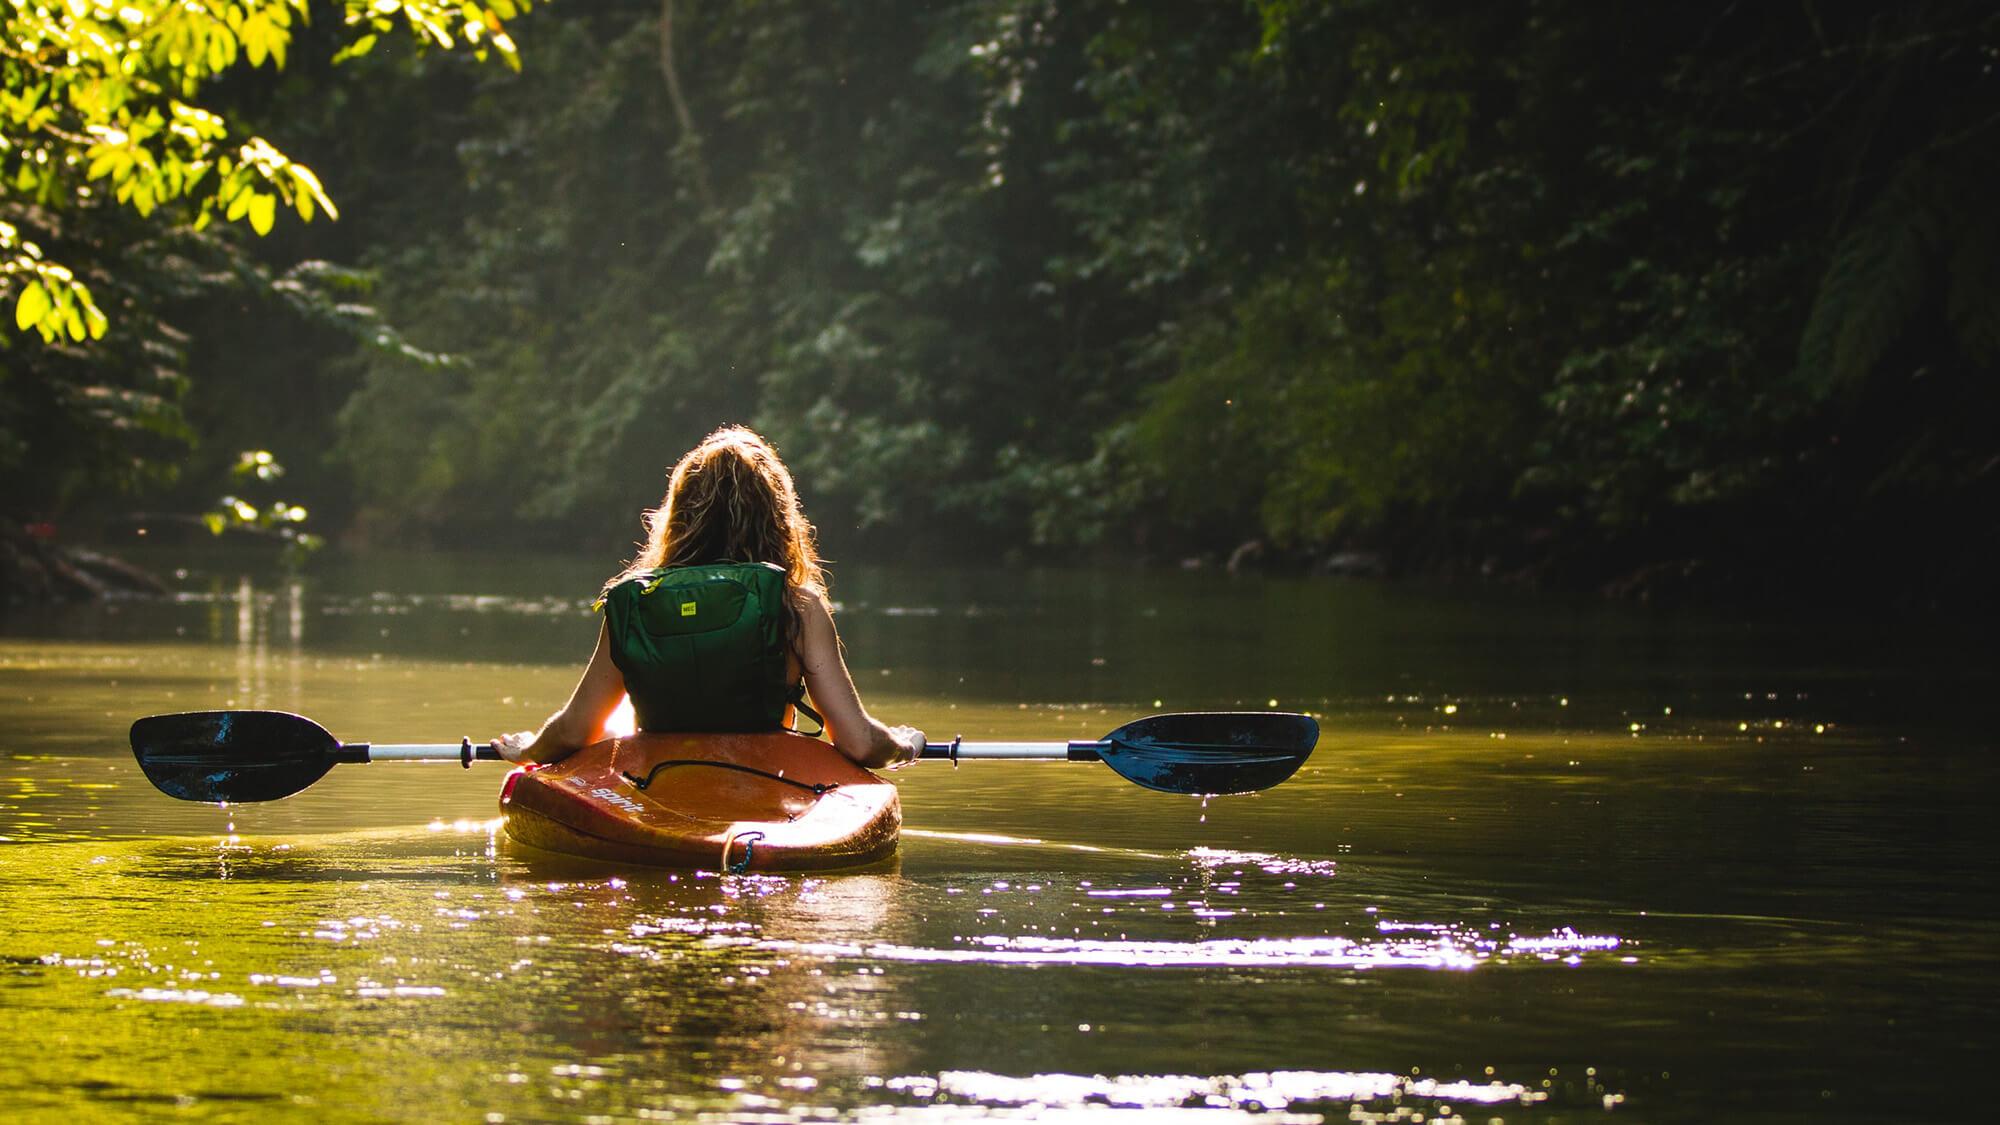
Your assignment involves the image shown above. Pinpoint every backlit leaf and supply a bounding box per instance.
[248,192,276,235]
[15,281,51,331]
[332,34,379,63]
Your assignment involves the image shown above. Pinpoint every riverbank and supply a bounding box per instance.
[0,521,168,604]
[1154,517,1998,614]
[10,510,1995,618]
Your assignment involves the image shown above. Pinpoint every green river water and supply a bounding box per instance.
[1,549,1993,1123]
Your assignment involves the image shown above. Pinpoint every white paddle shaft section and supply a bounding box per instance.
[955,742,1071,759]
[923,740,1109,761]
[367,743,468,761]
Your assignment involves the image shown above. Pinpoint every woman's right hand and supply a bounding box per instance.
[491,730,538,764]
[883,725,926,770]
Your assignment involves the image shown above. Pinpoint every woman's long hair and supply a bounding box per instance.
[606,426,827,644]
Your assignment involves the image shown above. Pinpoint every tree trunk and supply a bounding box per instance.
[659,0,716,212]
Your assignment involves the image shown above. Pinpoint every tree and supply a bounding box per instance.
[61,0,1986,601]
[1,0,530,513]
[4,1,529,338]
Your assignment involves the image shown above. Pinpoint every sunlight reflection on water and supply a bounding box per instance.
[735,928,1622,970]
[884,1068,1574,1115]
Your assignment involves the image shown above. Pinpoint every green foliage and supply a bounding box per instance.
[16,0,1996,598]
[288,0,1998,592]
[2,1,530,339]
[203,449,324,569]
[1798,152,2000,393]
[328,1,1059,546]
[0,0,531,516]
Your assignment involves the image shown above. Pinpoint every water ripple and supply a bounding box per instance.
[735,925,1622,970]
[867,1067,1607,1121]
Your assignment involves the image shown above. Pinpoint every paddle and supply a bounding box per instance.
[129,709,1318,804]
[127,710,503,803]
[919,711,1318,795]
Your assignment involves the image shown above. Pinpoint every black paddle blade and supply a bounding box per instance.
[129,710,342,803]
[1099,712,1319,795]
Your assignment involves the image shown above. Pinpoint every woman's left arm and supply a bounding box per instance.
[491,620,626,764]
[795,588,924,770]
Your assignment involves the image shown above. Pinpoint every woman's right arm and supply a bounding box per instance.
[491,619,626,764]
[795,588,924,770]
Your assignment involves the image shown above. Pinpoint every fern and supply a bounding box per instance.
[1798,150,1999,392]
[1943,159,2000,367]
[1795,160,1941,396]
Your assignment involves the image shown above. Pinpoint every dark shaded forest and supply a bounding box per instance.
[6,0,1997,603]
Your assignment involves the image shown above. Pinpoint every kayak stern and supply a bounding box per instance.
[499,731,900,871]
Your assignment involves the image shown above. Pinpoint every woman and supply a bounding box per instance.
[492,426,925,770]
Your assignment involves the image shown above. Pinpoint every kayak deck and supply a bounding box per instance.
[499,731,900,871]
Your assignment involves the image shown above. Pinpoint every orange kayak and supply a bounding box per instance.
[498,731,901,871]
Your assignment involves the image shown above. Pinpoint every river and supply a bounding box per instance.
[1,548,1993,1122]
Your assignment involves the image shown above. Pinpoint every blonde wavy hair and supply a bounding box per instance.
[607,426,827,638]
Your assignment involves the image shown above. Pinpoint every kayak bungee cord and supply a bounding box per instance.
[620,758,841,797]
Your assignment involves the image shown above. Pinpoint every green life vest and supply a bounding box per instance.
[600,561,799,733]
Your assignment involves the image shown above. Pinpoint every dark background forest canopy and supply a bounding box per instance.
[5,0,1996,597]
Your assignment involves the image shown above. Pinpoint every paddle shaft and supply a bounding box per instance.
[351,741,1093,763]
[365,740,1097,762]
[343,741,506,765]
[922,739,1105,762]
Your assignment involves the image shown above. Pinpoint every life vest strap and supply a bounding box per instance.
[788,685,826,737]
